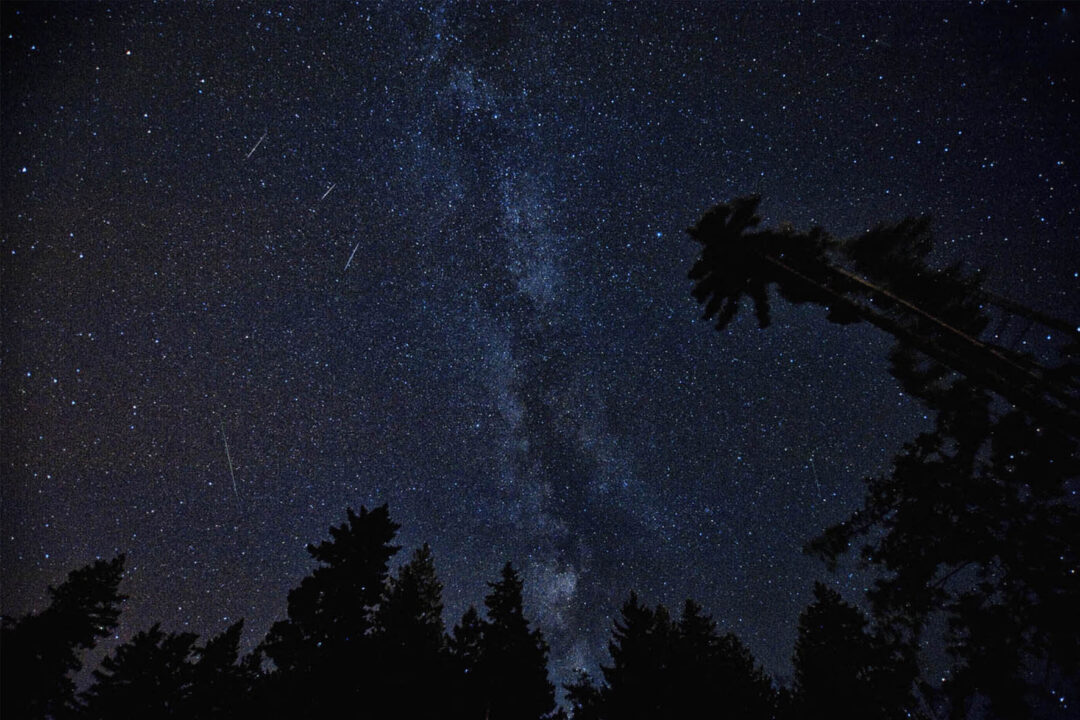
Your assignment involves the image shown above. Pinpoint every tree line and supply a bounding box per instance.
[4,196,1076,718]
[2,502,926,720]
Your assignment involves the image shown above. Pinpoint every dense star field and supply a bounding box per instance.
[3,2,1077,691]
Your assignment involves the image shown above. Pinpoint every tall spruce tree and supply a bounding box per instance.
[792,583,914,720]
[479,562,556,720]
[449,605,486,719]
[374,543,450,717]
[81,624,199,720]
[565,670,604,720]
[0,555,126,719]
[673,600,775,720]
[601,593,673,719]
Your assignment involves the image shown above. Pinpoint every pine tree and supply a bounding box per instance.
[81,623,198,719]
[479,562,556,720]
[792,583,913,720]
[592,594,775,720]
[186,621,254,719]
[81,621,252,720]
[377,543,446,655]
[0,555,126,719]
[374,543,450,717]
[674,600,775,720]
[564,670,604,720]
[601,593,673,719]
[685,195,1079,432]
[449,605,486,719]
[257,504,401,715]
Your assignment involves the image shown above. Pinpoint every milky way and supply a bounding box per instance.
[3,2,1076,691]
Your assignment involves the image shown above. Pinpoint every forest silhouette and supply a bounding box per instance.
[3,198,1076,719]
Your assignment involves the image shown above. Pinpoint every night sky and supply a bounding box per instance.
[3,1,1077,692]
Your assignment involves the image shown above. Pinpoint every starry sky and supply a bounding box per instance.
[3,1,1077,692]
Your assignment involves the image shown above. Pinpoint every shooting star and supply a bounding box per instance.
[343,239,362,272]
[809,454,824,501]
[220,421,240,503]
[244,130,268,160]
[320,182,337,201]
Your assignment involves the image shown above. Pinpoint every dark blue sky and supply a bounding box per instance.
[3,1,1077,690]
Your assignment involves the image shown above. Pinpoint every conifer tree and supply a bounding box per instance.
[186,621,255,719]
[479,562,556,720]
[257,504,401,716]
[792,583,913,720]
[601,593,672,719]
[674,600,775,720]
[686,197,1079,715]
[374,543,450,717]
[449,605,486,719]
[591,594,775,720]
[80,621,252,720]
[565,670,604,720]
[0,555,126,719]
[378,543,446,655]
[81,623,199,720]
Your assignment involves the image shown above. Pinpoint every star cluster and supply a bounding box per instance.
[3,2,1077,691]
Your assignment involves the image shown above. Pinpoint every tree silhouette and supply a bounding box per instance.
[1,555,126,719]
[601,592,675,719]
[257,504,401,716]
[576,593,775,720]
[687,197,1080,716]
[686,195,1080,434]
[184,621,257,719]
[81,623,199,719]
[478,562,557,720]
[80,621,251,720]
[378,543,445,653]
[672,600,775,719]
[374,543,452,717]
[565,670,604,720]
[449,604,487,719]
[791,583,914,720]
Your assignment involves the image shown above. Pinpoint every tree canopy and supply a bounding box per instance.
[1,555,126,719]
[688,196,1080,716]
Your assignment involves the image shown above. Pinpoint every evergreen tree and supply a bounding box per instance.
[792,583,913,720]
[685,195,1078,431]
[374,543,450,717]
[601,593,673,719]
[686,197,1080,716]
[674,600,775,720]
[377,543,446,655]
[449,605,486,719]
[591,594,775,720]
[565,670,604,720]
[81,623,198,719]
[186,621,256,719]
[0,555,126,719]
[257,504,401,716]
[479,562,556,720]
[81,621,252,720]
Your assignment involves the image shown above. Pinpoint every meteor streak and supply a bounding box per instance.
[344,239,361,272]
[220,422,240,502]
[245,130,268,159]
